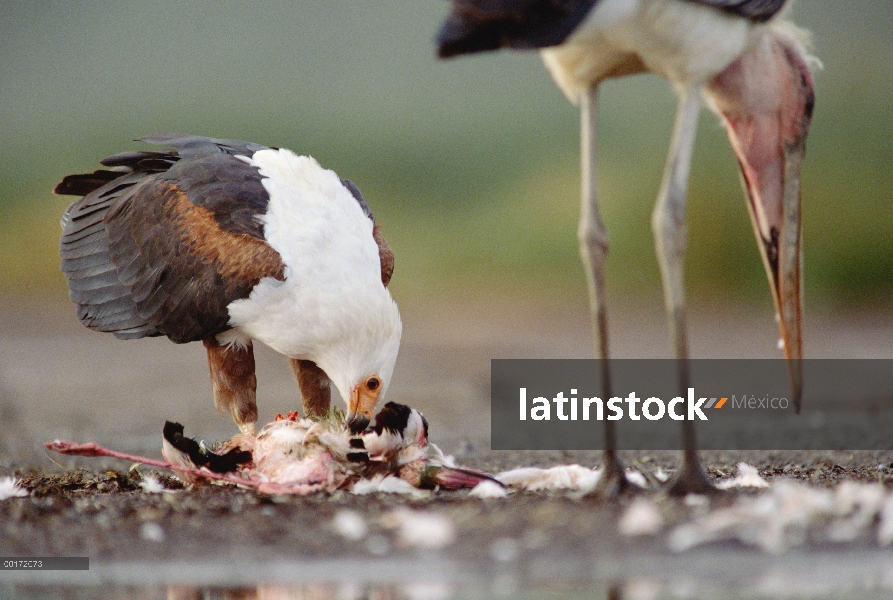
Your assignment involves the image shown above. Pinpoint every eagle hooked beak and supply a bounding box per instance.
[346,376,382,433]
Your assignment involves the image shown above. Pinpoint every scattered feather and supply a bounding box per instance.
[670,480,893,554]
[496,464,601,493]
[625,469,648,488]
[431,446,457,468]
[140,522,165,543]
[716,463,769,489]
[619,497,664,537]
[352,475,429,499]
[469,480,508,499]
[331,509,368,541]
[382,509,456,549]
[0,477,28,500]
[139,475,167,493]
[826,481,886,543]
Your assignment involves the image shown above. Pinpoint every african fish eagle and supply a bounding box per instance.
[56,134,402,434]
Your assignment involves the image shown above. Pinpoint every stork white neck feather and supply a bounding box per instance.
[540,0,775,102]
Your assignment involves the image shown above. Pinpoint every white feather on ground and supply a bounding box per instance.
[716,463,770,489]
[669,480,893,553]
[0,477,28,500]
[496,464,602,493]
[351,475,428,499]
[331,509,368,541]
[493,465,654,493]
[625,469,648,488]
[619,497,664,537]
[382,508,456,549]
[469,480,509,499]
[139,475,168,494]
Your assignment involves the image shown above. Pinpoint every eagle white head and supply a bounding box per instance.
[309,288,403,433]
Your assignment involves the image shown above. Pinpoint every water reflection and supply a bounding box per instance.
[5,579,893,600]
[165,583,618,600]
[166,583,453,600]
[158,579,893,600]
[163,580,893,600]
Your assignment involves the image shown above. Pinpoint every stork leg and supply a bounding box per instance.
[579,84,631,496]
[289,359,332,418]
[203,338,258,436]
[650,85,714,495]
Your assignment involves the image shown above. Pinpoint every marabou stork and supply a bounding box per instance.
[437,0,814,494]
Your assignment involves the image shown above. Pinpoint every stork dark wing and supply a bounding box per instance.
[687,0,787,23]
[58,140,285,343]
[437,0,789,58]
[437,0,598,58]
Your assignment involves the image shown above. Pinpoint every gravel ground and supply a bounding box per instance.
[2,295,893,597]
[4,449,893,561]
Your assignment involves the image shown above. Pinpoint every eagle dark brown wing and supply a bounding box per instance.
[59,142,285,344]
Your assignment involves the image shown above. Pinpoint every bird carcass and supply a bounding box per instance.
[47,402,500,496]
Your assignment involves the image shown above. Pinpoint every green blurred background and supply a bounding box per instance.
[1,0,891,310]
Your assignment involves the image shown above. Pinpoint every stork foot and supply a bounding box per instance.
[595,452,638,497]
[665,454,718,496]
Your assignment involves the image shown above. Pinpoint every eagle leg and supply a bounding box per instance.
[289,359,332,418]
[203,337,258,436]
